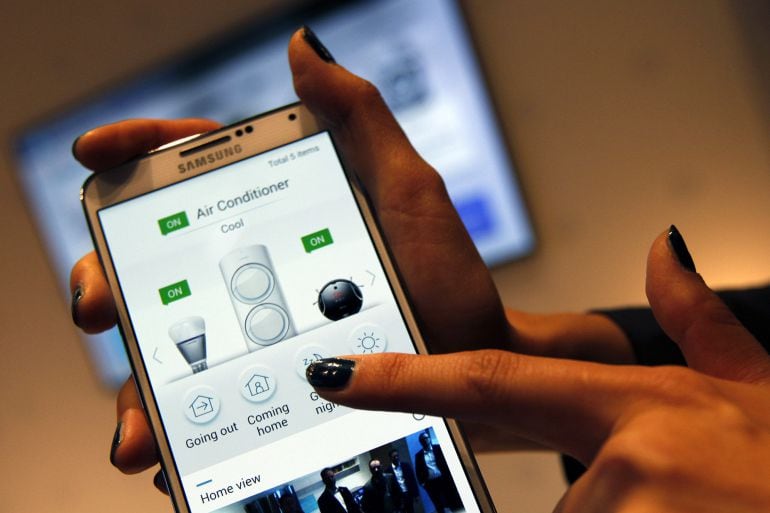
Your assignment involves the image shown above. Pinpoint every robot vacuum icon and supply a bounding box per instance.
[317,279,363,321]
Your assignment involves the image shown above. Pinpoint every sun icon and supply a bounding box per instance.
[349,325,388,355]
[356,332,381,353]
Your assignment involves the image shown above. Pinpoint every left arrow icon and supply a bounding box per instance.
[153,347,163,364]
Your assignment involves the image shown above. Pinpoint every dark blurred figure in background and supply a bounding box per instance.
[361,459,397,513]
[388,449,418,513]
[318,467,361,513]
[414,433,458,513]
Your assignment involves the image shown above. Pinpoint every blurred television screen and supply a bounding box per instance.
[13,0,534,388]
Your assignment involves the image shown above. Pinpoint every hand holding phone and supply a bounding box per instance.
[72,29,510,356]
[74,29,510,513]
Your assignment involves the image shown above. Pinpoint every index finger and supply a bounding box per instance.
[307,351,665,464]
[73,118,221,172]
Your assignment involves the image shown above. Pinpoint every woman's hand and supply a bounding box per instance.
[70,28,527,486]
[70,119,222,490]
[70,119,222,334]
[307,227,770,513]
[70,29,512,353]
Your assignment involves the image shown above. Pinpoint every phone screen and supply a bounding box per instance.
[96,131,485,513]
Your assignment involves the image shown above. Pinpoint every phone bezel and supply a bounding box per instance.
[81,103,496,513]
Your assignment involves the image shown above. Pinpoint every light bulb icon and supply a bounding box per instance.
[169,316,207,373]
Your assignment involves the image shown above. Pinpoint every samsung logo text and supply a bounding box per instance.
[178,144,243,173]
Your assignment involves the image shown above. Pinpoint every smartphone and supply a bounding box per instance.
[82,104,495,513]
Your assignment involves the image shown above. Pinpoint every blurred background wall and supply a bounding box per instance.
[0,1,768,512]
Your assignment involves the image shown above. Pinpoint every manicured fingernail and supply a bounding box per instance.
[668,225,696,272]
[306,358,355,389]
[71,285,84,327]
[154,470,169,493]
[71,134,83,159]
[302,25,336,63]
[109,421,124,466]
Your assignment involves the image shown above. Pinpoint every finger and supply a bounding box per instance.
[505,310,635,364]
[70,119,220,330]
[111,377,158,474]
[646,226,770,382]
[73,118,221,172]
[289,29,427,201]
[307,352,652,463]
[289,30,460,238]
[70,252,116,333]
[288,28,511,353]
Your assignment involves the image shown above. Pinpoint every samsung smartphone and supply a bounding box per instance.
[82,104,495,513]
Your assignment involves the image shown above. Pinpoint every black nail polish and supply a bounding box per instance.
[109,421,124,466]
[154,469,169,493]
[302,25,336,63]
[306,358,355,389]
[71,285,84,327]
[71,134,83,159]
[668,225,696,272]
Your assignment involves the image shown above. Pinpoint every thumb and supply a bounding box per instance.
[286,27,512,354]
[287,27,447,214]
[646,225,770,382]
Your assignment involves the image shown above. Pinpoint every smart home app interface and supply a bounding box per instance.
[98,132,481,513]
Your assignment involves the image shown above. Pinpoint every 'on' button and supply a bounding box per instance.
[158,211,190,235]
[159,280,191,305]
[301,228,333,253]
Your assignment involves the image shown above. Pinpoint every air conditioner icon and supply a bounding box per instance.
[220,245,296,350]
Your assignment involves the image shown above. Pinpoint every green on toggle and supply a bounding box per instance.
[302,228,333,253]
[158,211,189,235]
[159,280,191,305]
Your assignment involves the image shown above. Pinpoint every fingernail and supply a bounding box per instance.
[154,470,169,494]
[71,134,83,159]
[668,225,696,272]
[71,285,84,327]
[302,25,336,63]
[109,421,124,466]
[306,358,355,389]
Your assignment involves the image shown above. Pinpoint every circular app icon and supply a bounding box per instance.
[245,304,290,345]
[317,279,363,320]
[239,365,277,403]
[183,386,220,424]
[231,263,274,303]
[295,345,331,378]
[349,324,388,354]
